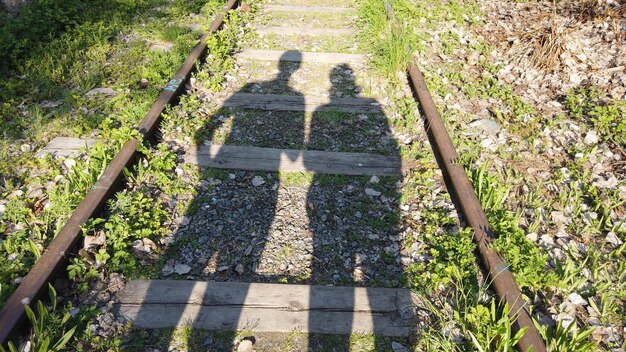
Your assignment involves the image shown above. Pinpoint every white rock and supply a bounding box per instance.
[85,87,117,97]
[132,238,156,257]
[442,324,463,343]
[568,293,587,306]
[174,264,191,275]
[237,339,254,352]
[84,232,106,250]
[550,211,570,225]
[556,313,575,328]
[9,190,23,198]
[20,144,32,152]
[64,158,76,170]
[39,100,63,108]
[0,204,5,217]
[365,188,381,197]
[481,138,494,148]
[570,241,587,254]
[552,248,565,261]
[593,175,619,189]
[206,177,222,186]
[251,176,265,187]
[539,234,555,248]
[584,130,599,145]
[556,238,569,249]
[605,232,623,246]
[526,232,538,242]
[370,175,380,184]
[468,118,502,134]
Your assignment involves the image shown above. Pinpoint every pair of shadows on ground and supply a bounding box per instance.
[124,51,414,351]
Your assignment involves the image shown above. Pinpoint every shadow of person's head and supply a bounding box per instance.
[328,63,361,98]
[278,50,302,79]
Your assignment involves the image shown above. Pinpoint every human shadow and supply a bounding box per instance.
[189,50,305,283]
[123,51,306,350]
[305,64,412,351]
[123,58,415,352]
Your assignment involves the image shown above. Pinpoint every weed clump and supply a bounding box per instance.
[564,87,626,146]
[357,0,417,81]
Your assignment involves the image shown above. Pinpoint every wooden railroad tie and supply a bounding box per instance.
[185,143,403,176]
[223,93,383,114]
[236,49,367,65]
[117,280,420,336]
[262,5,356,13]
[255,26,355,37]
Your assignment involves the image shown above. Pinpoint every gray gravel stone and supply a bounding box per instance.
[391,341,409,352]
[568,292,587,306]
[605,232,623,246]
[468,118,502,135]
[364,188,381,196]
[174,264,191,275]
[584,130,599,145]
[252,176,265,186]
[235,263,245,275]
[84,233,106,251]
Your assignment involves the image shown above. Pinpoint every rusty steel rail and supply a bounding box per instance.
[407,62,547,351]
[0,0,240,344]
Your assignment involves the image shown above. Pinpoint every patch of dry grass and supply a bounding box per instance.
[512,11,570,70]
[524,18,568,70]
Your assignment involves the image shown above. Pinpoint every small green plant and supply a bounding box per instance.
[199,10,246,91]
[1,285,76,352]
[458,300,528,352]
[564,87,626,145]
[539,320,597,352]
[469,164,555,289]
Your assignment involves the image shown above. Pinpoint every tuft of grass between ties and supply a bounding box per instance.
[357,0,417,82]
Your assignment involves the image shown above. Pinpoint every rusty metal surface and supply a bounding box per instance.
[0,0,240,344]
[407,62,547,352]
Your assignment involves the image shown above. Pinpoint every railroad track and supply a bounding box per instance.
[0,1,546,350]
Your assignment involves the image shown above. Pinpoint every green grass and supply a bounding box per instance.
[564,87,626,145]
[354,0,622,350]
[255,10,357,29]
[357,0,418,81]
[469,164,557,290]
[0,0,248,349]
[241,31,360,54]
[280,172,314,187]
